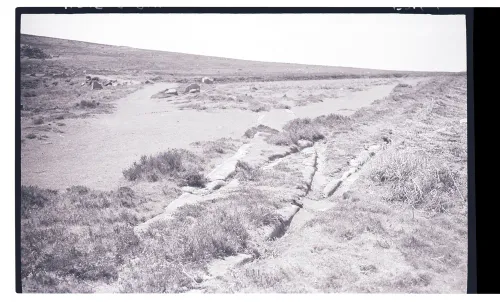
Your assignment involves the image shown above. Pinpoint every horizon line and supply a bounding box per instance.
[20,33,466,74]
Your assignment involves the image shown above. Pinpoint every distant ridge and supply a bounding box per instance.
[20,34,452,83]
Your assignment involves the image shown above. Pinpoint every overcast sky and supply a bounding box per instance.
[21,13,467,72]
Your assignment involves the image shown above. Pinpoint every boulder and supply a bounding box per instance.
[91,81,103,90]
[145,79,155,84]
[189,89,200,93]
[202,77,214,84]
[165,88,178,95]
[297,139,313,149]
[184,83,201,93]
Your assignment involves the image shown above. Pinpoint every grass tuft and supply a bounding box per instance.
[77,100,100,109]
[122,149,206,187]
[20,185,142,292]
[369,149,465,212]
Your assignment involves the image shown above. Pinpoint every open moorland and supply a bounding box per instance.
[20,34,467,293]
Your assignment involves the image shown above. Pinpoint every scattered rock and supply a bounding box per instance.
[91,81,103,90]
[81,82,86,86]
[251,86,258,91]
[189,88,200,93]
[145,79,155,84]
[202,77,214,84]
[184,83,201,93]
[166,88,178,95]
[382,136,392,144]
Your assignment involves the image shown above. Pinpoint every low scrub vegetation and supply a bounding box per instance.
[266,114,351,146]
[244,124,280,139]
[77,100,100,109]
[267,118,323,146]
[248,101,271,112]
[235,161,264,182]
[20,185,144,292]
[117,187,281,293]
[370,149,466,213]
[122,149,207,187]
[21,44,51,59]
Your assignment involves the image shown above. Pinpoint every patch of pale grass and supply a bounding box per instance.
[369,149,466,212]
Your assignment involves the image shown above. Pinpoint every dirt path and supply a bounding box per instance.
[21,81,404,191]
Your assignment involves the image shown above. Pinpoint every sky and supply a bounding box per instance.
[21,13,467,72]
